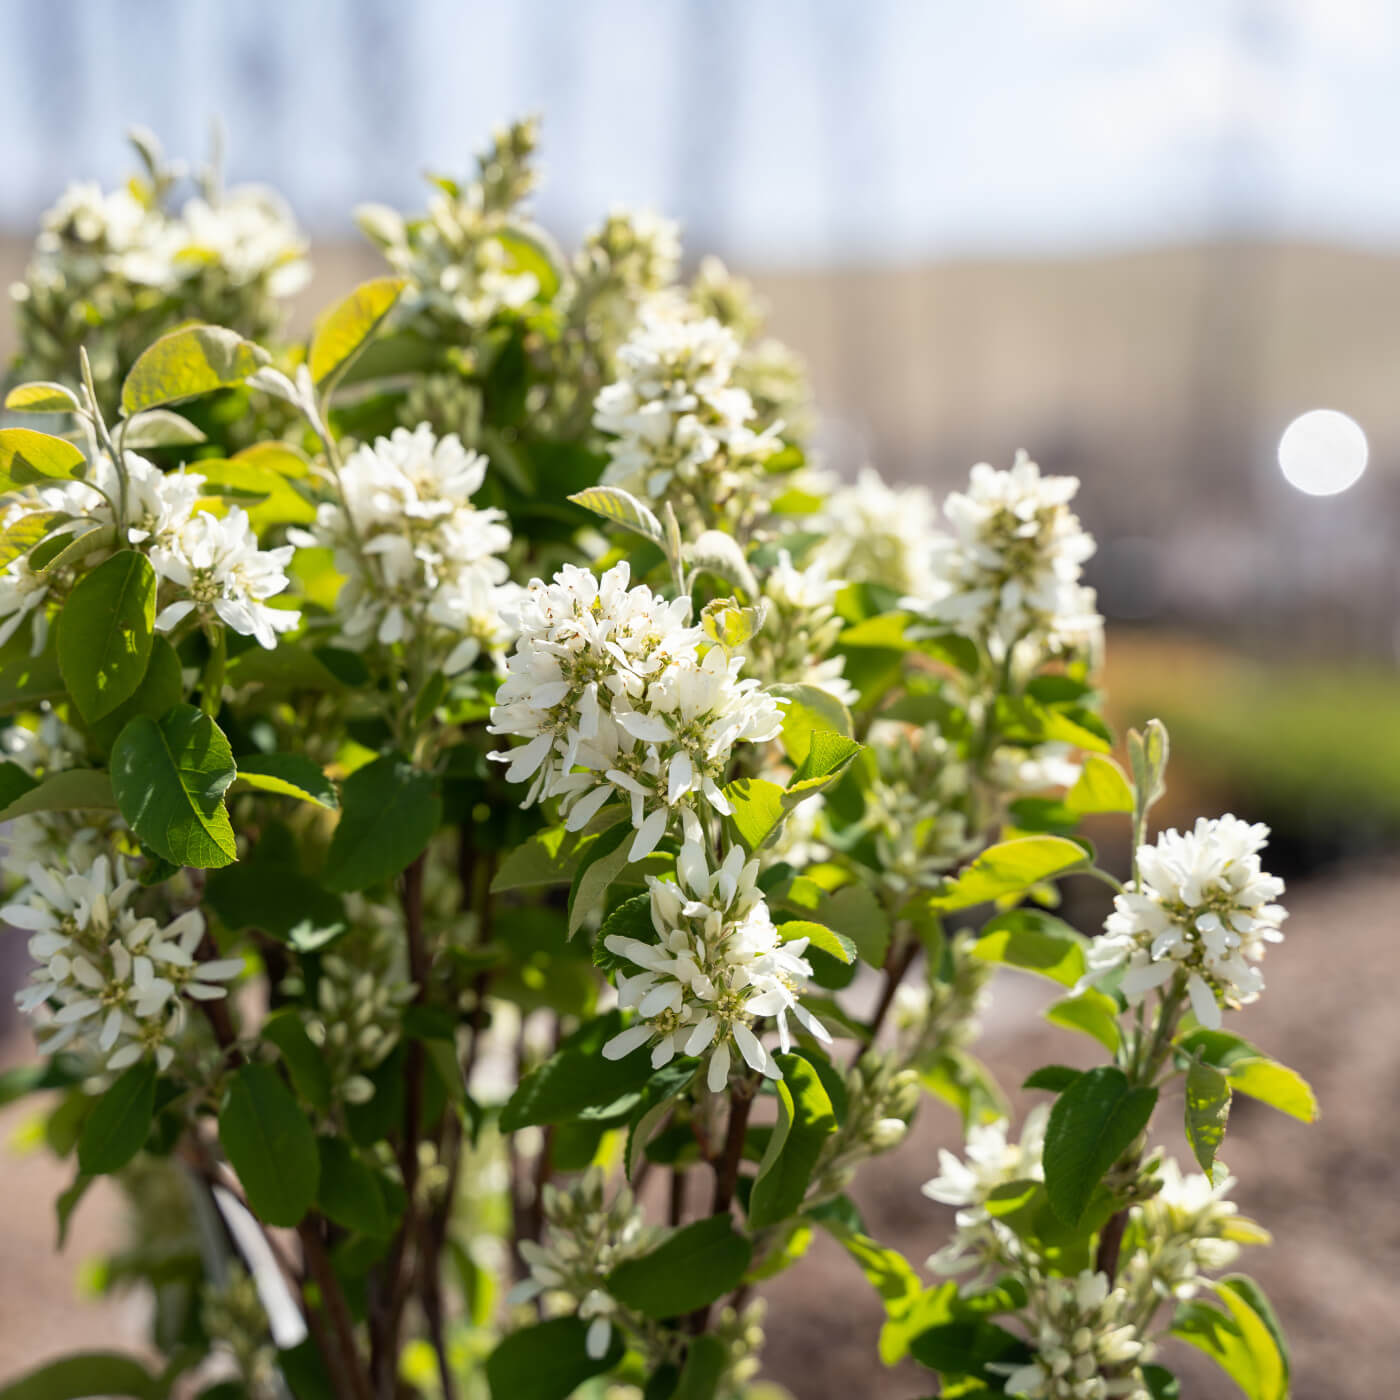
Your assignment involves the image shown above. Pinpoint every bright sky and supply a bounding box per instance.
[0,0,1397,263]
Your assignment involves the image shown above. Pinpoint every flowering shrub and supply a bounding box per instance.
[0,120,1313,1400]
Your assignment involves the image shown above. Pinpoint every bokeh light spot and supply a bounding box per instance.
[1277,409,1368,497]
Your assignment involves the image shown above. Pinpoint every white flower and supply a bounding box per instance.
[173,186,310,298]
[0,555,54,655]
[1123,1156,1248,1300]
[8,853,241,1071]
[309,425,515,674]
[1084,815,1286,1029]
[923,451,1102,659]
[593,302,778,509]
[601,840,830,1092]
[745,549,855,706]
[152,506,299,649]
[998,1271,1149,1400]
[817,467,940,600]
[922,1109,1048,1275]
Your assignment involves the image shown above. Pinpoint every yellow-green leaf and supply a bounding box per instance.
[1066,754,1134,815]
[121,324,265,414]
[0,427,86,491]
[308,277,405,387]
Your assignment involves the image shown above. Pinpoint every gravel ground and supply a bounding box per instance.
[2,862,1396,1396]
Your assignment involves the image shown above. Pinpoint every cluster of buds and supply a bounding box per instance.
[509,1169,649,1360]
[809,1050,922,1200]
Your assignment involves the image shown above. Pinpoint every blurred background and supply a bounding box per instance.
[1,1,1397,1395]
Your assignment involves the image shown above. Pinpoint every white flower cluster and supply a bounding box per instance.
[508,1169,648,1361]
[817,467,939,600]
[593,302,779,508]
[574,208,682,324]
[357,192,540,331]
[1,713,115,877]
[9,854,240,1071]
[748,550,854,705]
[11,179,308,387]
[601,841,830,1092]
[1085,815,1286,1029]
[0,450,298,654]
[859,721,976,893]
[924,452,1101,659]
[488,561,783,860]
[999,1271,1149,1400]
[307,425,517,675]
[1122,1158,1249,1303]
[922,1109,1048,1275]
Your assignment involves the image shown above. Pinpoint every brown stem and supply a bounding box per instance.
[1095,1207,1130,1282]
[669,1167,688,1227]
[300,1218,375,1400]
[711,1078,756,1217]
[866,939,919,1046]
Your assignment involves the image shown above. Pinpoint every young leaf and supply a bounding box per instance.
[567,486,663,544]
[776,920,855,966]
[1044,988,1122,1053]
[218,1063,319,1228]
[118,408,207,449]
[233,753,338,809]
[973,911,1087,987]
[76,1060,156,1176]
[1065,754,1135,815]
[608,1215,753,1319]
[723,777,786,853]
[625,1058,700,1177]
[927,835,1088,911]
[0,768,116,822]
[484,1316,623,1400]
[308,277,405,387]
[748,1052,838,1229]
[1184,1057,1232,1172]
[322,754,440,891]
[1171,1282,1288,1400]
[57,550,156,721]
[110,705,238,869]
[593,892,656,973]
[121,325,264,414]
[771,689,853,767]
[785,729,862,801]
[567,819,634,935]
[689,529,758,598]
[0,427,86,490]
[1022,1065,1083,1093]
[1225,1056,1318,1123]
[4,380,81,414]
[1043,1066,1157,1225]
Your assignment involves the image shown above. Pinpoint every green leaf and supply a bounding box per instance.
[121,325,264,414]
[490,812,626,893]
[205,862,344,944]
[57,551,156,721]
[817,1218,922,1314]
[111,705,238,868]
[322,754,440,892]
[308,277,405,388]
[32,521,117,576]
[593,892,656,973]
[55,1170,93,1249]
[609,1215,753,1319]
[771,685,853,765]
[776,919,855,966]
[233,753,338,808]
[1220,1274,1291,1391]
[4,381,81,414]
[76,1060,156,1175]
[1142,1364,1181,1400]
[1043,1066,1157,1225]
[625,1059,701,1178]
[1171,1277,1289,1400]
[567,819,634,936]
[261,1010,332,1111]
[816,882,890,968]
[907,1318,1030,1382]
[1225,1056,1318,1123]
[119,408,207,449]
[1065,754,1135,815]
[1185,1058,1232,1172]
[567,486,663,544]
[749,1052,838,1228]
[785,729,863,801]
[672,1335,728,1400]
[0,767,116,822]
[485,1316,622,1400]
[973,911,1086,987]
[500,1014,655,1130]
[316,1137,393,1236]
[0,427,86,490]
[1044,988,1122,1053]
[0,760,38,810]
[0,1351,164,1400]
[218,1063,319,1227]
[723,777,786,853]
[927,836,1088,911]
[87,635,183,751]
[689,530,758,599]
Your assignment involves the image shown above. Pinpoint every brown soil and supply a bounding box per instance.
[2,864,1396,1397]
